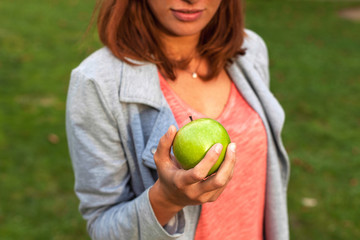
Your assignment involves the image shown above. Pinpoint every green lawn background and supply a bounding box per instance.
[0,1,359,239]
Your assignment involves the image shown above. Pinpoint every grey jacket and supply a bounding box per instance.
[66,29,290,240]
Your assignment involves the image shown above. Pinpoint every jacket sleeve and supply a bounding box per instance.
[66,69,185,239]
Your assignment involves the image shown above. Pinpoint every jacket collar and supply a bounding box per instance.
[119,60,164,110]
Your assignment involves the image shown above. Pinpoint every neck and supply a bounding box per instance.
[160,33,200,60]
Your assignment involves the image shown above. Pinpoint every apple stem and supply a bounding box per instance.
[189,116,193,122]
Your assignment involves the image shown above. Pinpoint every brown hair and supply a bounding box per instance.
[94,0,246,80]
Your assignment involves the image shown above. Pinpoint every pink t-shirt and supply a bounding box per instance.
[159,73,267,240]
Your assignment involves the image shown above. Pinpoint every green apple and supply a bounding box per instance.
[173,117,231,176]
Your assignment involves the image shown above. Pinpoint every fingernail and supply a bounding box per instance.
[166,125,173,138]
[214,143,223,154]
[228,143,236,153]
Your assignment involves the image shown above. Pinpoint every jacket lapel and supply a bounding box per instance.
[119,61,178,174]
[227,61,268,126]
[119,60,163,110]
[141,105,178,170]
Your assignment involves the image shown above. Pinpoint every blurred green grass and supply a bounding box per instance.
[0,0,359,239]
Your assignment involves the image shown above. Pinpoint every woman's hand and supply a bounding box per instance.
[149,125,236,226]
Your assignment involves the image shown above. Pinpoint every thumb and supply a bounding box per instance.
[154,125,177,165]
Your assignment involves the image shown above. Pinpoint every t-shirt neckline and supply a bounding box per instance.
[158,72,235,122]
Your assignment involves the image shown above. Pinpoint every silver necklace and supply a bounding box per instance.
[186,58,201,79]
[191,72,198,79]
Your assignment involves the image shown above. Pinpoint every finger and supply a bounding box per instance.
[208,185,227,202]
[155,125,177,157]
[182,143,223,185]
[216,143,236,174]
[154,125,177,166]
[200,143,236,192]
[190,185,226,204]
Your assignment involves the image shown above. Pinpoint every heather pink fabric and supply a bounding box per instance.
[159,72,267,240]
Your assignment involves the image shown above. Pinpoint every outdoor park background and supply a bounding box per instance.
[0,0,359,239]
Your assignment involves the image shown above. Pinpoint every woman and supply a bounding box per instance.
[66,0,290,239]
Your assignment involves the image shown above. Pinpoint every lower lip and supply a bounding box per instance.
[171,10,203,22]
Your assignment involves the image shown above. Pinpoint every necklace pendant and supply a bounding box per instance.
[192,72,198,79]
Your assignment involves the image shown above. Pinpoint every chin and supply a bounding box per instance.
[173,30,202,37]
[166,24,205,37]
